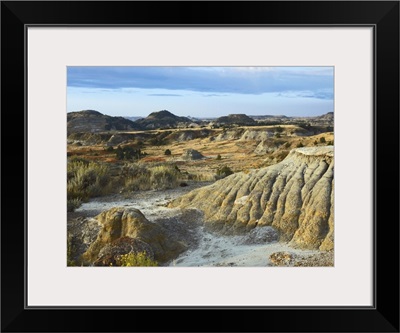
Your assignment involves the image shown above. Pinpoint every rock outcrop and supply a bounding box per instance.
[82,207,188,265]
[254,139,282,154]
[181,149,205,160]
[169,146,334,250]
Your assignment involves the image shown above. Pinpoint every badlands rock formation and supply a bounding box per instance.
[82,207,188,265]
[169,146,334,251]
[181,148,205,160]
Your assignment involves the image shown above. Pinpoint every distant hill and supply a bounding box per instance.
[250,115,288,121]
[67,110,142,134]
[315,112,334,121]
[249,112,333,128]
[213,114,256,126]
[135,110,193,129]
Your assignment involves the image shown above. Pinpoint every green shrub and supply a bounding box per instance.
[216,154,222,160]
[116,252,158,267]
[319,137,326,143]
[115,145,145,160]
[164,149,172,156]
[296,142,304,148]
[67,160,111,201]
[124,174,152,191]
[122,164,151,191]
[216,166,234,179]
[149,165,179,190]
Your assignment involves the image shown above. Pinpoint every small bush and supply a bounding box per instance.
[115,145,145,160]
[327,140,334,145]
[216,154,222,160]
[67,198,82,212]
[67,160,111,201]
[164,149,172,156]
[149,165,180,190]
[116,252,158,267]
[187,171,216,182]
[123,164,179,191]
[296,142,304,148]
[216,166,234,179]
[319,137,326,143]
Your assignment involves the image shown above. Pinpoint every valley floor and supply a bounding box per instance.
[68,182,333,267]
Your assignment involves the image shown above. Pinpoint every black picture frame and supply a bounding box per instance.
[1,1,399,332]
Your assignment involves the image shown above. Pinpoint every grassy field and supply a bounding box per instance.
[67,125,333,212]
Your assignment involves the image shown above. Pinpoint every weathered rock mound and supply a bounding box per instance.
[165,129,213,142]
[254,139,283,154]
[169,146,334,251]
[181,149,205,160]
[82,207,187,265]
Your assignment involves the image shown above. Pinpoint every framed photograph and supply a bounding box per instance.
[2,1,399,332]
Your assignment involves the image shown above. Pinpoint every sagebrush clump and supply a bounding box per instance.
[216,166,234,179]
[67,159,112,204]
[123,163,180,191]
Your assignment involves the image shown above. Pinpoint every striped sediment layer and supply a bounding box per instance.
[169,146,334,251]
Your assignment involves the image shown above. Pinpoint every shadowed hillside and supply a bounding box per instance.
[67,110,142,134]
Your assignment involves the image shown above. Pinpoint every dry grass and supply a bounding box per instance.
[67,159,113,203]
[122,163,180,191]
[67,126,334,192]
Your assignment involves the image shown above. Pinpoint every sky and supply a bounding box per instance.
[67,66,334,118]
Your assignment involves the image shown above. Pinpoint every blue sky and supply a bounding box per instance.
[67,66,334,118]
